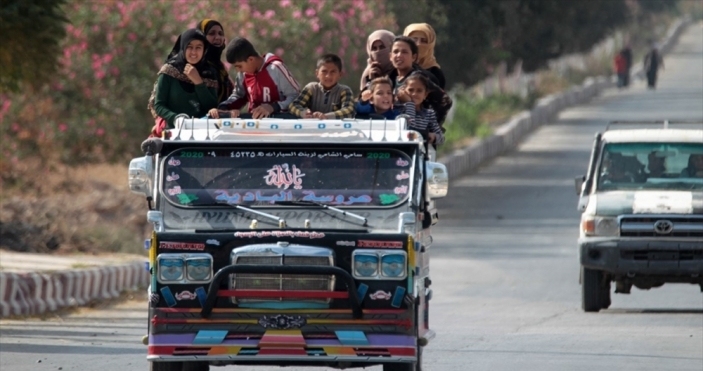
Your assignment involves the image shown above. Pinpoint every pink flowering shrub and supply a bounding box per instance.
[1,0,395,171]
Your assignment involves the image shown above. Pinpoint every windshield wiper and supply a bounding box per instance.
[273,201,368,226]
[226,204,284,226]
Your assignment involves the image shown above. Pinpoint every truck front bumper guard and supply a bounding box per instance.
[200,265,363,319]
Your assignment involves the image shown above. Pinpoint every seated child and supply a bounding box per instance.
[355,77,401,119]
[289,54,355,119]
[396,73,445,146]
[209,37,300,119]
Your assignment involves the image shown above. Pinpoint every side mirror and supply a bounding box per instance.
[425,162,449,199]
[128,156,154,197]
[574,175,585,195]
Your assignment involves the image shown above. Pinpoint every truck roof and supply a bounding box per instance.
[601,129,703,143]
[167,117,424,144]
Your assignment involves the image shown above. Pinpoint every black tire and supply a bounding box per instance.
[182,362,209,371]
[149,362,209,371]
[599,279,612,310]
[149,362,183,371]
[383,344,422,371]
[582,266,606,312]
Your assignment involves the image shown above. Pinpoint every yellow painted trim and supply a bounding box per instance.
[208,346,242,355]
[322,346,357,355]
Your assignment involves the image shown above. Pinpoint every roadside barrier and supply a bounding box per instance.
[0,262,148,317]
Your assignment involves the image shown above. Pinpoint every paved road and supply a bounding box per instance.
[2,23,702,371]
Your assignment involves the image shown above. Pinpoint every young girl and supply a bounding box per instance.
[397,73,445,146]
[149,29,218,137]
[355,77,401,119]
[389,36,452,126]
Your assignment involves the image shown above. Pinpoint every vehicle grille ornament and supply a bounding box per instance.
[653,220,674,235]
[258,314,307,329]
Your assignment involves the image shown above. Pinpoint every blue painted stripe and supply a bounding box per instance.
[195,286,207,308]
[160,287,176,307]
[357,283,369,302]
[391,286,406,308]
[335,331,369,346]
[193,330,228,345]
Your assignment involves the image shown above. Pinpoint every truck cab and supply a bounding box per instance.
[129,117,448,371]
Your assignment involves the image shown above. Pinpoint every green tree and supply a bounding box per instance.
[0,0,68,93]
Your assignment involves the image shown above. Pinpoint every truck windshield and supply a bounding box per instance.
[161,148,413,208]
[597,142,703,191]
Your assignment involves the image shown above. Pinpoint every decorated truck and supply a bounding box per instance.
[128,117,449,371]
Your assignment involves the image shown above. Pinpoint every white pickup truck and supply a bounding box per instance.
[575,120,703,312]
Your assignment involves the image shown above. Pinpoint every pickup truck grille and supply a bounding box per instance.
[230,245,334,304]
[620,249,703,261]
[620,216,703,238]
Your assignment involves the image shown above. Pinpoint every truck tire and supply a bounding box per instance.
[182,362,209,371]
[149,362,209,371]
[383,345,422,371]
[582,266,606,312]
[149,362,182,371]
[599,279,612,310]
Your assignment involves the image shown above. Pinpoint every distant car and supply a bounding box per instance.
[575,120,703,312]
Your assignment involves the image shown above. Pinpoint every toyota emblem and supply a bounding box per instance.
[653,220,674,234]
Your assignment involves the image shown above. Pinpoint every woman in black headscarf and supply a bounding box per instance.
[149,28,218,135]
[197,19,234,103]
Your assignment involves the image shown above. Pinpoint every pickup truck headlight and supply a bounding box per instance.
[581,216,619,237]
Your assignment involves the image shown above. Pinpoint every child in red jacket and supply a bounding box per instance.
[209,37,300,119]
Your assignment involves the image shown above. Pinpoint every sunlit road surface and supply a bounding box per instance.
[2,23,702,371]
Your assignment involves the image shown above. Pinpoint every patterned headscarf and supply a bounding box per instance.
[403,23,440,69]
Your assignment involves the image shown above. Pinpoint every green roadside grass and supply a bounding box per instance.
[439,93,534,156]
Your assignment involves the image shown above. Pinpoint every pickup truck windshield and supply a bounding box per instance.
[597,142,703,191]
[161,148,413,207]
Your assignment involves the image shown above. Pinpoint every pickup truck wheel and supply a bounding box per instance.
[582,266,606,312]
[599,280,611,310]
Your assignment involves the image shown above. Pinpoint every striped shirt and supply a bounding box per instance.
[289,82,355,119]
[402,102,445,145]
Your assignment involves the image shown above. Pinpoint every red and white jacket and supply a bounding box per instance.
[218,53,300,112]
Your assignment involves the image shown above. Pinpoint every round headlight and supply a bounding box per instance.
[186,258,212,282]
[159,257,184,282]
[354,255,379,277]
[381,254,406,277]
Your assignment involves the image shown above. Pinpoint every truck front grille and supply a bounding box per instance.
[620,249,703,261]
[620,216,703,238]
[230,245,334,304]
